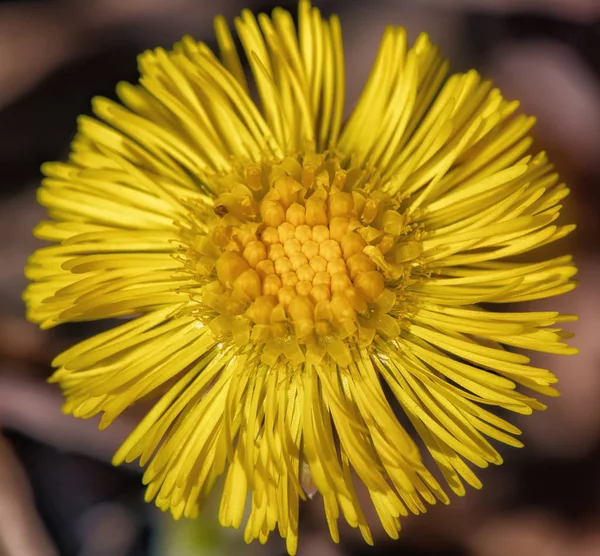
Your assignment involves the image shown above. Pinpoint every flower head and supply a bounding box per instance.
[24,1,577,553]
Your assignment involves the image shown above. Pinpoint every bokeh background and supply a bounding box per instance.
[1,0,599,555]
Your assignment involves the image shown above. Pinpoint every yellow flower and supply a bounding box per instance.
[24,1,577,553]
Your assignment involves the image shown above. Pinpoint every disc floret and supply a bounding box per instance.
[185,154,413,367]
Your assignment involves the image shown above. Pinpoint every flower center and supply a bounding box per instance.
[219,181,387,323]
[185,154,412,367]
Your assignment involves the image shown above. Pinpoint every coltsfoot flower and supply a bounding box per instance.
[24,1,577,553]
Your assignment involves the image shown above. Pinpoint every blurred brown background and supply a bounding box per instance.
[0,0,599,555]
